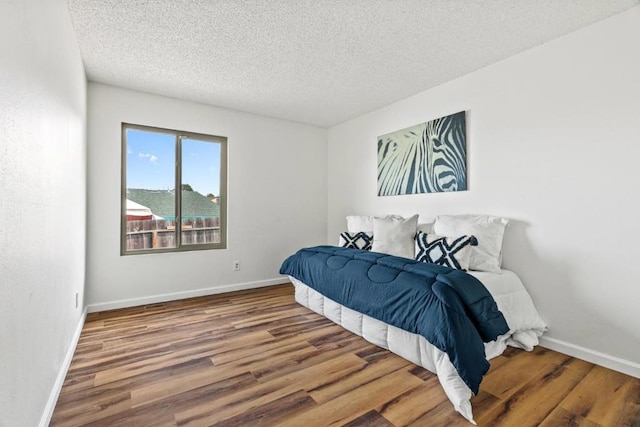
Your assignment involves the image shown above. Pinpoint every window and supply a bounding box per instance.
[121,123,227,255]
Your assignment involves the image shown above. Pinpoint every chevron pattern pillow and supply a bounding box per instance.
[414,232,478,270]
[339,232,373,251]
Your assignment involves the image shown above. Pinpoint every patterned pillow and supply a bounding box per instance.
[339,232,373,251]
[433,215,508,273]
[414,232,478,270]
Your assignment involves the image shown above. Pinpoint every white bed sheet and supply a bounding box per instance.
[289,269,547,425]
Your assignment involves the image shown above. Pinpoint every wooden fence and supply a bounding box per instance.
[126,218,220,250]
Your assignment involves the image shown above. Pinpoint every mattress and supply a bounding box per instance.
[289,269,547,425]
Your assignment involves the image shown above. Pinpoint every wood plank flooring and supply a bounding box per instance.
[51,284,640,426]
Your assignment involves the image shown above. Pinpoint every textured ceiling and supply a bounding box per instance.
[66,1,638,127]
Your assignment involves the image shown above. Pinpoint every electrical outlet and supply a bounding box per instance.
[233,261,240,271]
[75,292,79,308]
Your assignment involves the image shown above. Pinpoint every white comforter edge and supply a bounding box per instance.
[289,268,548,424]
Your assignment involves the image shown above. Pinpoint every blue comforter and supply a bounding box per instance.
[279,246,509,394]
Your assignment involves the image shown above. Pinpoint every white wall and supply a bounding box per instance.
[328,7,640,374]
[87,84,327,308]
[0,0,87,426]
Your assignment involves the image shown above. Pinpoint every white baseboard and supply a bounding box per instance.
[39,307,88,427]
[539,336,640,379]
[87,277,291,313]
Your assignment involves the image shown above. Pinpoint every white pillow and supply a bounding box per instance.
[432,214,508,273]
[417,223,434,234]
[372,214,418,259]
[346,214,404,233]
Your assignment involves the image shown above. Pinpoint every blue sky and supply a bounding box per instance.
[126,129,221,196]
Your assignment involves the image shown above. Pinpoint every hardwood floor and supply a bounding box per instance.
[52,284,640,426]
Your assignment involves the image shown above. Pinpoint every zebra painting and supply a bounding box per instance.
[377,111,466,196]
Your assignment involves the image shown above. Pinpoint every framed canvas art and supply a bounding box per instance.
[377,111,466,196]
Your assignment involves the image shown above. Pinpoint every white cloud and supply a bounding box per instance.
[138,152,158,164]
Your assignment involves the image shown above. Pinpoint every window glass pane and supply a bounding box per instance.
[125,129,176,251]
[180,138,222,246]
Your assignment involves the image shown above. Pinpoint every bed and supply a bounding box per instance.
[279,215,547,424]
